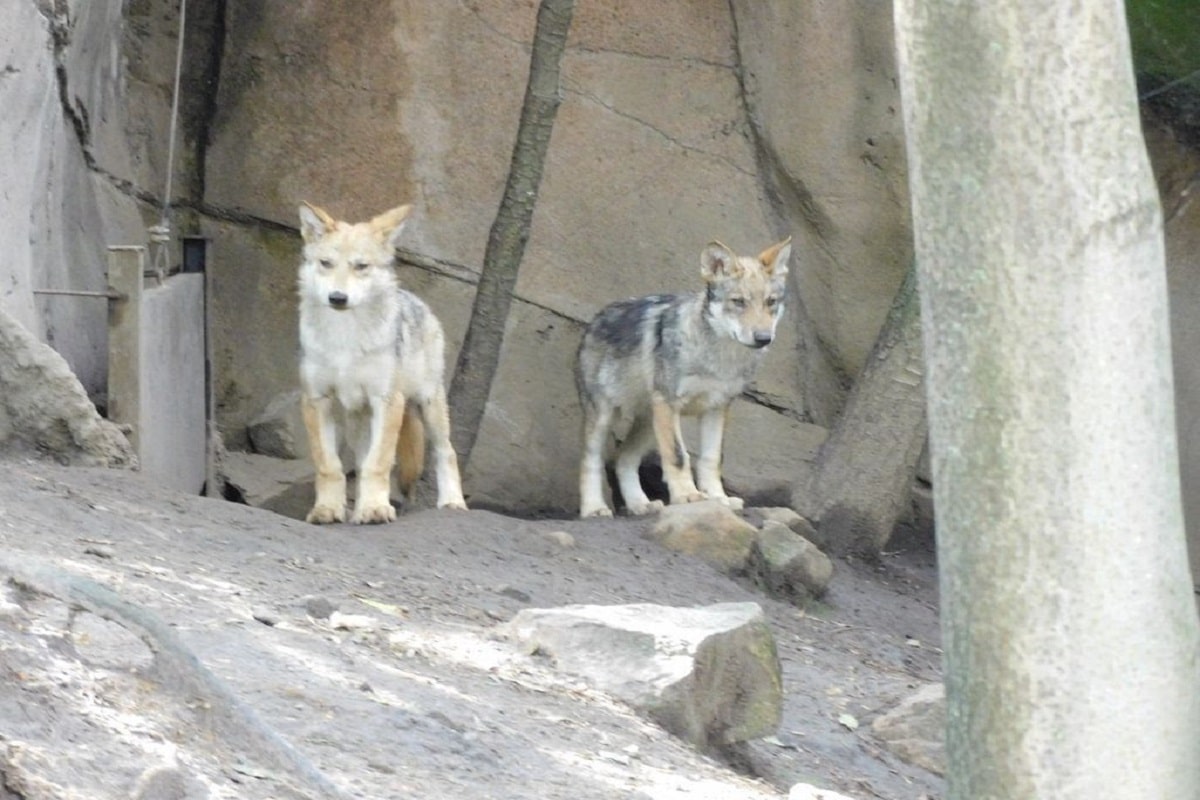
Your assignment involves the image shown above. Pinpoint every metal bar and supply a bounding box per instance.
[33,289,127,300]
[107,246,144,455]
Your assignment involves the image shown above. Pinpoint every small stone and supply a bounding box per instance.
[648,501,758,573]
[252,609,279,627]
[751,507,826,551]
[542,530,576,548]
[599,750,631,766]
[747,521,833,605]
[329,611,376,631]
[872,682,946,776]
[497,586,532,603]
[304,596,336,620]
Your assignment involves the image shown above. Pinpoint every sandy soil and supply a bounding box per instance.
[0,456,942,800]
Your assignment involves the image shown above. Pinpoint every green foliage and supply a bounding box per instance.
[1127,0,1200,84]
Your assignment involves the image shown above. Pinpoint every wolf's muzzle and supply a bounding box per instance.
[328,291,349,309]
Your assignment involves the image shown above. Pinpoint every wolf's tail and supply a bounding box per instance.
[396,404,426,502]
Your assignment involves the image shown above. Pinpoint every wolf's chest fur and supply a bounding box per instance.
[671,352,761,412]
[299,302,399,411]
[654,297,763,410]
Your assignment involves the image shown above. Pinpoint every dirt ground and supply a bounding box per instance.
[0,455,943,800]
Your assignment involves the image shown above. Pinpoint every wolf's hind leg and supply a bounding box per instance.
[579,402,614,517]
[696,405,742,510]
[352,392,406,524]
[615,415,662,515]
[651,394,705,505]
[302,394,347,524]
[421,387,467,510]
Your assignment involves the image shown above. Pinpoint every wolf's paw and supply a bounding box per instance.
[351,502,397,525]
[438,498,468,511]
[625,499,665,516]
[580,505,614,518]
[712,495,745,511]
[673,491,707,505]
[306,504,346,525]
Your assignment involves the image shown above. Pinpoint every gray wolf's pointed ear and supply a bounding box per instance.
[758,236,792,278]
[701,241,740,282]
[369,204,413,250]
[299,202,336,243]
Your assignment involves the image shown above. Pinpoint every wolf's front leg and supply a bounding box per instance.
[651,395,705,505]
[352,392,407,524]
[302,394,347,524]
[696,405,743,510]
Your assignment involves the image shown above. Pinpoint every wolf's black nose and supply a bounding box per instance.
[752,331,773,348]
[328,291,349,308]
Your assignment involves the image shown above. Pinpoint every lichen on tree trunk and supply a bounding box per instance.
[448,0,575,465]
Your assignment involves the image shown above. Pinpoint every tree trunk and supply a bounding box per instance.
[895,1,1200,798]
[792,263,927,556]
[448,0,575,464]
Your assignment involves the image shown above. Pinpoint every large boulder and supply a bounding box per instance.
[0,308,135,468]
[246,390,306,460]
[506,602,782,750]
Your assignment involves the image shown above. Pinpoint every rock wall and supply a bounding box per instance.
[5,1,1200,541]
[204,0,910,513]
[0,0,223,393]
[0,1,153,395]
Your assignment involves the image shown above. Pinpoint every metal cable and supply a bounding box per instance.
[151,0,188,278]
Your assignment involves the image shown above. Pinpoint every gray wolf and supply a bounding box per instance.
[297,202,467,524]
[575,237,793,518]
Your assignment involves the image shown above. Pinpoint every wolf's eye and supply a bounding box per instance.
[353,261,370,272]
[729,297,746,309]
[319,259,333,270]
[766,296,779,309]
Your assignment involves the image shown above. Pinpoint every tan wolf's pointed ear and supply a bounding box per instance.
[700,240,741,282]
[369,204,413,250]
[758,236,792,277]
[298,202,337,243]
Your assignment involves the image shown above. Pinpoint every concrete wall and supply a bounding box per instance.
[137,274,207,493]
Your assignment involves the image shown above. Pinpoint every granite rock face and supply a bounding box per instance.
[200,1,913,513]
[8,2,1200,545]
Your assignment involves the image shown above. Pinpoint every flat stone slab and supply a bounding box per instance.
[506,601,782,750]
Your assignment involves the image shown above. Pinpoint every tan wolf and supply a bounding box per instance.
[575,237,793,518]
[297,202,467,524]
